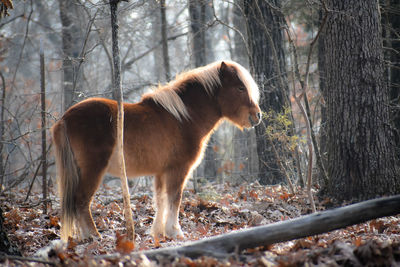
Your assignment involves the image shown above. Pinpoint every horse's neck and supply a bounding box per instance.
[181,83,222,138]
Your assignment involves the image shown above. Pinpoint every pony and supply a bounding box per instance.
[51,60,261,241]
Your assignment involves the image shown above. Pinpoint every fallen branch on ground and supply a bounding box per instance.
[0,254,56,266]
[109,195,400,261]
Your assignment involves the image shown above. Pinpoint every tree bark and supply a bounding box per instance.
[324,0,399,201]
[244,0,290,185]
[110,0,135,241]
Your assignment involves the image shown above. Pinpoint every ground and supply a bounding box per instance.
[0,179,399,266]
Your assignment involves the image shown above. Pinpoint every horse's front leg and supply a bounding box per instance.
[151,175,167,239]
[164,169,189,239]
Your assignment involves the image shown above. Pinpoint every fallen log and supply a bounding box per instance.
[133,194,400,260]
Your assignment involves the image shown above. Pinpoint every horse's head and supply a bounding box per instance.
[217,61,261,130]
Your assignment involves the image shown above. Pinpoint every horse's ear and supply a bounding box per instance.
[220,61,233,75]
[221,61,227,71]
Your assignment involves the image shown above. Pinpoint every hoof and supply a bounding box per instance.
[151,224,165,240]
[165,225,184,240]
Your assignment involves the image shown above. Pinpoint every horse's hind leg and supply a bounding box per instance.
[75,164,107,241]
[164,169,189,239]
[151,175,167,238]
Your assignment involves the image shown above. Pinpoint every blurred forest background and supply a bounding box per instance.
[0,0,399,205]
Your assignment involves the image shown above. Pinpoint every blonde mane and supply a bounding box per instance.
[144,60,259,121]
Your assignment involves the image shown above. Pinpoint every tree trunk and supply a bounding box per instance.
[188,0,206,67]
[151,0,164,83]
[189,0,217,180]
[110,0,135,241]
[324,0,399,201]
[244,0,290,185]
[0,72,5,189]
[58,0,83,111]
[160,0,170,81]
[40,45,47,215]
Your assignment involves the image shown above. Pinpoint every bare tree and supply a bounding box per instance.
[110,0,135,241]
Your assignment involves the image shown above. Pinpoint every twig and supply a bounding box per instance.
[0,13,24,28]
[19,198,52,209]
[211,3,252,64]
[24,161,42,202]
[122,32,187,72]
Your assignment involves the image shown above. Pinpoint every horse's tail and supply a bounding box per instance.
[51,120,80,241]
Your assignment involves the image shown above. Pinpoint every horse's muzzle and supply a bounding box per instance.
[249,112,262,127]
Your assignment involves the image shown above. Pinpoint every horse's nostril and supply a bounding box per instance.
[249,113,262,127]
[257,112,262,121]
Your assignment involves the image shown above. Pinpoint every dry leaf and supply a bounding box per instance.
[115,232,135,254]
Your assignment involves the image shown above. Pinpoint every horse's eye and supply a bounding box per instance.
[238,87,245,92]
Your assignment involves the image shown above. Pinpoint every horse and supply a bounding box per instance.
[51,60,261,242]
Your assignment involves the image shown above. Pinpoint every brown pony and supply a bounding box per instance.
[52,60,261,241]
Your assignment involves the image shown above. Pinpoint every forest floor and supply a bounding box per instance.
[1,180,400,266]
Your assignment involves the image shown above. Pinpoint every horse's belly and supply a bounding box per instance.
[106,146,161,178]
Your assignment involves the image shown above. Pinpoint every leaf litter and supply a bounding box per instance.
[1,180,400,266]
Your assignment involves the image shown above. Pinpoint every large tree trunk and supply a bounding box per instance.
[324,0,399,201]
[244,0,289,185]
[189,0,217,180]
[58,0,84,111]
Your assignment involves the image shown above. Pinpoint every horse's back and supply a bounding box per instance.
[54,97,201,178]
[55,98,118,171]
